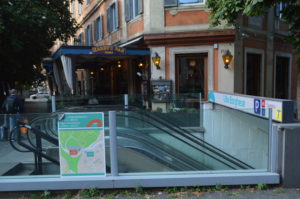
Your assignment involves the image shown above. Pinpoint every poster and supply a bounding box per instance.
[58,112,106,176]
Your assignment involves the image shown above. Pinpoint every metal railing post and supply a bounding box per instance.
[51,95,56,113]
[35,129,43,174]
[109,111,118,176]
[124,94,129,109]
[199,93,203,130]
[268,108,273,171]
[124,94,129,128]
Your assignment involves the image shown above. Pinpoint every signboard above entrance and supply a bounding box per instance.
[208,91,295,123]
[92,46,126,55]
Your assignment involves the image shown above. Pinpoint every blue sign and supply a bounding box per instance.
[254,99,261,114]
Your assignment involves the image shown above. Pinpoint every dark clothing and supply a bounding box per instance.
[1,95,24,141]
[1,95,24,114]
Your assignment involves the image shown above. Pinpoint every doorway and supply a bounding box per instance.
[275,56,290,99]
[246,53,262,96]
[175,54,207,98]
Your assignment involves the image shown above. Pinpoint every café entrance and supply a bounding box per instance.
[51,46,150,97]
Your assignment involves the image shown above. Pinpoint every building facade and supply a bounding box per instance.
[49,0,297,102]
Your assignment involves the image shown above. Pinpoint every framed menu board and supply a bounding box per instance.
[151,80,172,102]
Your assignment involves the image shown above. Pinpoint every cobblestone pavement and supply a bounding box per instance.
[0,187,300,199]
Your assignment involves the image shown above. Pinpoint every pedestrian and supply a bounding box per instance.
[1,89,24,141]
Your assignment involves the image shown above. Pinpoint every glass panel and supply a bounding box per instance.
[114,106,269,173]
[0,95,269,178]
[0,113,60,177]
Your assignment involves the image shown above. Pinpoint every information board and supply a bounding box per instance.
[151,80,172,102]
[58,112,106,176]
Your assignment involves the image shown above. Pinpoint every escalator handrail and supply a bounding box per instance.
[8,122,59,165]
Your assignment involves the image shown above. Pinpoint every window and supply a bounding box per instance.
[71,1,75,18]
[275,2,286,19]
[125,0,142,22]
[75,33,83,45]
[94,16,103,41]
[275,2,294,19]
[179,0,204,4]
[86,0,91,6]
[85,25,92,45]
[107,2,119,33]
[78,2,82,16]
[164,0,204,7]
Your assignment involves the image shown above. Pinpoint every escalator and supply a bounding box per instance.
[3,106,254,176]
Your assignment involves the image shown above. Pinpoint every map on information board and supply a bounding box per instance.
[58,112,106,177]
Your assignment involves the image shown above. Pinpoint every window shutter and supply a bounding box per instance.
[89,25,92,45]
[99,15,103,39]
[125,0,131,22]
[78,33,82,45]
[138,0,143,14]
[164,0,178,7]
[107,7,111,33]
[78,3,82,15]
[115,1,119,28]
[85,28,88,45]
[94,19,98,41]
[275,3,280,17]
[71,1,75,17]
[130,0,134,19]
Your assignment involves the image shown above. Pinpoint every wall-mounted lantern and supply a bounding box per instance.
[222,50,233,69]
[152,52,161,69]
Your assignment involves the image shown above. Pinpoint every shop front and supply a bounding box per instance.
[49,45,150,97]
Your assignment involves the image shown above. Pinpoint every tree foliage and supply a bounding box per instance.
[206,0,300,54]
[0,0,80,88]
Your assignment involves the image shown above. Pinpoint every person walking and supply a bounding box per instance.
[1,89,24,140]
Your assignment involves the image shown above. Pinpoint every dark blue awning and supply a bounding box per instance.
[52,45,150,60]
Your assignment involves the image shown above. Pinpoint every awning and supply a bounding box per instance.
[51,45,150,60]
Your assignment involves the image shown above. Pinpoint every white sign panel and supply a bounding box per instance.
[208,91,283,122]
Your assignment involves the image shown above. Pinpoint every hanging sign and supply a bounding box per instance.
[58,112,106,176]
[92,45,126,55]
[208,91,295,123]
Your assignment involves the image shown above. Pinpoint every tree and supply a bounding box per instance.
[0,0,80,92]
[206,0,300,54]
